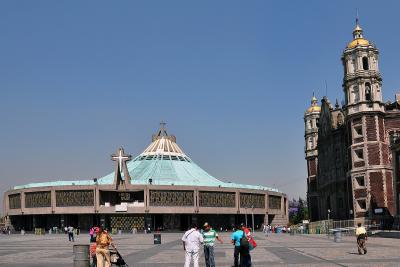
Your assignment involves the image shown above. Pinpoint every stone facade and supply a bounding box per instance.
[304,22,400,221]
[3,184,288,231]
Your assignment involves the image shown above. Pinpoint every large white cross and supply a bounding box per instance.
[111,148,132,175]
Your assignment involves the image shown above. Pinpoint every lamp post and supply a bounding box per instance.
[245,208,248,227]
[93,178,98,225]
[251,205,255,234]
[327,209,331,236]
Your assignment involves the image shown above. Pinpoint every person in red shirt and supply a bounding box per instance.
[241,225,257,267]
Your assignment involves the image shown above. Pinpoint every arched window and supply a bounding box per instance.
[362,57,369,70]
[308,137,314,149]
[337,113,344,126]
[353,86,360,102]
[365,82,372,101]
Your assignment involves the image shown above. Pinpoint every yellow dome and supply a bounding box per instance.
[347,38,370,48]
[306,95,320,113]
[307,105,321,113]
[347,21,370,49]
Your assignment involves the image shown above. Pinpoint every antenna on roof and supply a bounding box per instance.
[325,80,328,97]
[356,8,359,25]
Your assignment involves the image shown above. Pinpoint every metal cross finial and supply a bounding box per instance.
[356,9,359,25]
[159,121,168,136]
[160,121,166,131]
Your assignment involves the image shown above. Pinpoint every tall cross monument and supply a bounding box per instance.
[111,147,132,188]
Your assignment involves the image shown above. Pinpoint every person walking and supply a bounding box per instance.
[182,223,204,267]
[202,222,223,267]
[96,227,115,267]
[231,225,244,267]
[355,223,367,255]
[67,226,74,242]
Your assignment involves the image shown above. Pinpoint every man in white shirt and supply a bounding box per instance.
[182,224,204,267]
[67,226,74,242]
[355,223,367,255]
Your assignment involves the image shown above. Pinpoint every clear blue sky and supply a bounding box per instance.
[1,1,399,204]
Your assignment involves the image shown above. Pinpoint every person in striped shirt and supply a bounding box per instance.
[202,222,223,267]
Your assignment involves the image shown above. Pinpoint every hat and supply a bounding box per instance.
[203,222,209,227]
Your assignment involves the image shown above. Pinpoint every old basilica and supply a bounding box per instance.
[304,19,400,222]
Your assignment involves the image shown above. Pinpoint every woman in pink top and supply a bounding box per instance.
[89,227,95,242]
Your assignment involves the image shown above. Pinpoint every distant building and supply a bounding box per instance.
[4,124,288,231]
[304,20,400,222]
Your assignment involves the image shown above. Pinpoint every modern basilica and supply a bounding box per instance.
[4,124,288,231]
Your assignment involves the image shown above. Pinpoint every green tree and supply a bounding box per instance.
[289,197,309,225]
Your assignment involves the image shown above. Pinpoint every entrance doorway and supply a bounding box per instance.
[180,215,191,231]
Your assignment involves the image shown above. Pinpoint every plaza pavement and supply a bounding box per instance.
[0,232,399,266]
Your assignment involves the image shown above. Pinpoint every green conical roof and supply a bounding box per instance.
[14,125,279,192]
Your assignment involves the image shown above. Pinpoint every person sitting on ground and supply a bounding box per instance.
[355,222,367,255]
[96,227,116,267]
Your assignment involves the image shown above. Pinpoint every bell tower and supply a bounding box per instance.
[342,19,384,114]
[342,19,394,218]
[304,95,321,221]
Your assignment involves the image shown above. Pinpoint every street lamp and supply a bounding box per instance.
[245,208,248,227]
[327,209,331,236]
[251,205,255,234]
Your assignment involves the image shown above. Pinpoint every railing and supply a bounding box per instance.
[292,219,378,236]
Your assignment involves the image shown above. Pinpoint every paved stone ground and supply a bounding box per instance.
[0,232,399,266]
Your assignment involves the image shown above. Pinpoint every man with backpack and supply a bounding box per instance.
[231,224,250,267]
[240,225,253,267]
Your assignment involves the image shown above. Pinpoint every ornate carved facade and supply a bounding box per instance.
[110,215,144,230]
[149,190,194,206]
[268,195,281,210]
[240,193,265,208]
[199,191,235,207]
[25,191,51,208]
[8,194,21,209]
[56,190,94,207]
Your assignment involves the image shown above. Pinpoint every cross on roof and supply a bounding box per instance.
[158,121,168,136]
[160,121,166,131]
[111,147,132,177]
